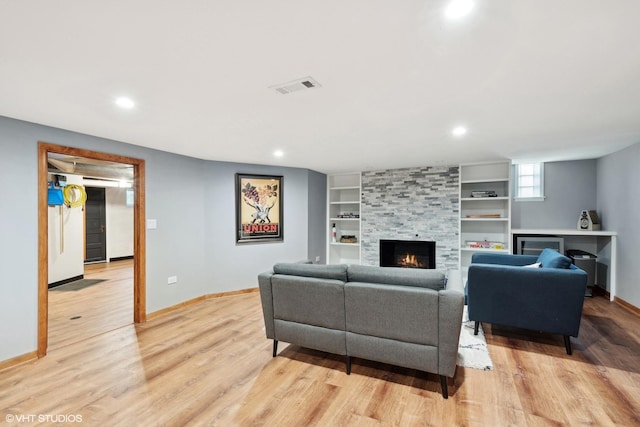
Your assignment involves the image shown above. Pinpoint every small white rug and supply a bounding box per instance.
[457,306,493,370]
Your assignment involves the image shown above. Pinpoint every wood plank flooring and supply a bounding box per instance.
[48,259,133,351]
[2,271,640,426]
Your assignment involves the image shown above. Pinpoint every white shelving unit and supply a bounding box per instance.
[459,161,512,271]
[327,172,361,264]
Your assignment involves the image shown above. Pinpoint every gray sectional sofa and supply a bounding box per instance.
[258,263,465,398]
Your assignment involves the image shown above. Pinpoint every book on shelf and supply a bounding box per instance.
[337,213,360,218]
[465,240,505,250]
[470,190,498,198]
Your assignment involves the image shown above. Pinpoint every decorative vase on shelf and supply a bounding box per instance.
[332,223,337,243]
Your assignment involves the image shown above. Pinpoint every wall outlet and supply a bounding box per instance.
[167,276,178,285]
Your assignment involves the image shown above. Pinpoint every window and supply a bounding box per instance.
[515,163,544,201]
[125,188,135,207]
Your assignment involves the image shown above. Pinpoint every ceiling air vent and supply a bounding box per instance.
[270,76,321,95]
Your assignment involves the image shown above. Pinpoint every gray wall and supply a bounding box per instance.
[597,142,640,307]
[307,170,327,264]
[201,161,322,293]
[0,120,38,364]
[0,115,325,362]
[511,159,598,229]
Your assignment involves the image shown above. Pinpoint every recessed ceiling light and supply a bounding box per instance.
[115,97,135,109]
[273,150,284,158]
[445,0,475,20]
[452,126,467,137]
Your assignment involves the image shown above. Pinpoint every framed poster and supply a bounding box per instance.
[235,174,283,243]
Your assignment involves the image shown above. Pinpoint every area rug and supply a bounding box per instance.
[50,279,107,292]
[457,306,493,370]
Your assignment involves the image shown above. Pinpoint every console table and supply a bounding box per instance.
[511,229,618,301]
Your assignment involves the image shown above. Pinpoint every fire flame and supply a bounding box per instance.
[400,253,423,268]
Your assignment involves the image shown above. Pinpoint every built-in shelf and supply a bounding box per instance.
[459,161,512,269]
[327,172,361,265]
[330,186,359,191]
[461,218,509,221]
[460,178,509,184]
[461,196,509,201]
[460,247,510,253]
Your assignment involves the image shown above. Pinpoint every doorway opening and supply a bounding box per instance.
[38,142,146,357]
[48,259,134,351]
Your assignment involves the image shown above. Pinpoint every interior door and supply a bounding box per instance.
[85,187,106,262]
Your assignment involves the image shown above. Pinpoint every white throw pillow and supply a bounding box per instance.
[523,262,541,268]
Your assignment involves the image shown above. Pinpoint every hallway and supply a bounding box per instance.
[48,259,133,351]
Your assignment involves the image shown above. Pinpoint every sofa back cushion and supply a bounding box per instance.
[345,282,439,346]
[273,263,348,282]
[537,248,572,269]
[272,275,346,330]
[347,264,446,290]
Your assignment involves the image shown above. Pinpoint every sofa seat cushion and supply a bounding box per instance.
[347,265,446,290]
[272,275,346,330]
[537,248,572,269]
[345,282,439,346]
[274,263,348,282]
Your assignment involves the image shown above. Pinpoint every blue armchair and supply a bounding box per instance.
[466,250,588,355]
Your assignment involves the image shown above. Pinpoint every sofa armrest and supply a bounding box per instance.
[438,272,465,377]
[258,271,275,339]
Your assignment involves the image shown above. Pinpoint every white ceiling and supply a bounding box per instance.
[2,1,640,174]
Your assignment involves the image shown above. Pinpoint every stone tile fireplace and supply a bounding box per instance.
[361,165,459,270]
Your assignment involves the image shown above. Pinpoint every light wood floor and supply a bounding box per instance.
[2,274,640,426]
[48,259,133,351]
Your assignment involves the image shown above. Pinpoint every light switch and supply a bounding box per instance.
[146,219,157,229]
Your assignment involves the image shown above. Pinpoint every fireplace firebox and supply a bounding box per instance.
[379,240,436,269]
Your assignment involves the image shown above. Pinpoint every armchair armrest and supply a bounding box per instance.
[471,252,538,266]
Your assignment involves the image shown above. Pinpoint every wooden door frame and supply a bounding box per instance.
[38,142,146,357]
